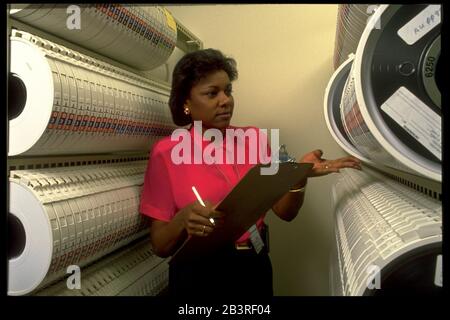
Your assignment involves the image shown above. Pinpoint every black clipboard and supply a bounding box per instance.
[170,162,313,264]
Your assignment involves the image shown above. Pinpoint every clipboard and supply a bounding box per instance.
[169,162,313,264]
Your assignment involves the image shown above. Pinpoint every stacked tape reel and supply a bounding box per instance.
[8,4,189,296]
[10,4,177,70]
[332,167,442,296]
[9,29,177,156]
[334,4,374,70]
[35,238,168,296]
[324,54,377,167]
[144,46,186,84]
[8,160,150,295]
[325,5,441,182]
[328,4,442,296]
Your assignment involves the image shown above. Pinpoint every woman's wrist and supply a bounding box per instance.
[173,208,188,233]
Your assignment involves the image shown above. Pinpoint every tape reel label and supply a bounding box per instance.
[381,86,441,161]
[397,5,441,45]
[163,8,177,32]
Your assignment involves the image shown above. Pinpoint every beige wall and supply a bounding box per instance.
[165,4,347,295]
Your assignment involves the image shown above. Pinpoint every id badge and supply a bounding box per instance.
[248,224,264,254]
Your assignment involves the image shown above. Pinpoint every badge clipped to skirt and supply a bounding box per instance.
[235,224,266,254]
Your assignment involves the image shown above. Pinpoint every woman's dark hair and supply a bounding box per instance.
[169,48,238,126]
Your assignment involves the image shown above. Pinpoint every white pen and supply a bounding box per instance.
[192,186,216,225]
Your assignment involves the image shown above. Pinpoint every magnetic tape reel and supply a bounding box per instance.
[9,4,177,70]
[332,167,442,296]
[8,161,149,295]
[324,54,377,167]
[351,5,441,181]
[8,30,176,156]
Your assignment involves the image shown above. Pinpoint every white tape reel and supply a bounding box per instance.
[9,31,176,156]
[8,161,149,295]
[10,5,177,70]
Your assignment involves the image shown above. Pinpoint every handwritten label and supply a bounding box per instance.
[397,5,441,45]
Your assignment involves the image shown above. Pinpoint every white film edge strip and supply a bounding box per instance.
[35,238,169,296]
[10,4,177,70]
[332,167,441,296]
[8,160,150,296]
[9,29,177,156]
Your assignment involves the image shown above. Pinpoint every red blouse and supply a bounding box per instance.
[139,124,271,243]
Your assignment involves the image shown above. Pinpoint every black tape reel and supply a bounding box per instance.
[357,5,441,170]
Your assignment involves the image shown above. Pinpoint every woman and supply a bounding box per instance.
[139,49,361,297]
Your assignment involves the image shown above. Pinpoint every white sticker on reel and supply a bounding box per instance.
[381,86,441,160]
[397,5,441,45]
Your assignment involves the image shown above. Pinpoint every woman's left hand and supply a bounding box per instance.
[299,149,362,177]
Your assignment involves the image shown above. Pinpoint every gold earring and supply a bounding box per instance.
[184,108,190,115]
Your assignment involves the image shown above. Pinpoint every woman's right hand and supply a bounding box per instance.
[180,200,224,237]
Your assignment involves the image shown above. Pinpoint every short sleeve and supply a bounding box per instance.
[139,144,176,222]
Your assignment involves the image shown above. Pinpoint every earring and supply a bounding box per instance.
[184,107,190,115]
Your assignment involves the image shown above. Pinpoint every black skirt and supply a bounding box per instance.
[169,243,273,298]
